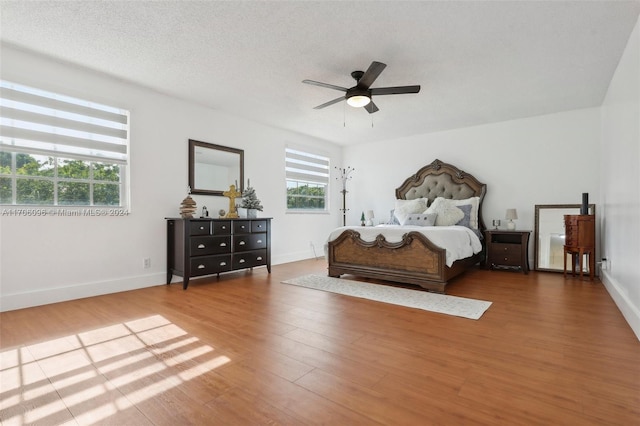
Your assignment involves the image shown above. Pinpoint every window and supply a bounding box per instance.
[0,80,129,208]
[285,147,329,212]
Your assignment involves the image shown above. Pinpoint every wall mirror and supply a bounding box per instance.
[188,139,244,196]
[534,204,595,272]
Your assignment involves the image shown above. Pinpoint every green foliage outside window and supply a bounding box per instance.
[287,181,326,210]
[0,152,121,206]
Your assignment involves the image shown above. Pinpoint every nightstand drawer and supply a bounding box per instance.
[490,243,522,266]
[490,243,522,257]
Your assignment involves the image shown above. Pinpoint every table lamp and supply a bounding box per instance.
[366,210,375,226]
[505,208,518,230]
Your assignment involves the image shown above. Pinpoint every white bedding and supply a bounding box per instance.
[326,224,483,267]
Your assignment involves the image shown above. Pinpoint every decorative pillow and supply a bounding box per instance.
[425,197,465,226]
[455,204,473,229]
[394,198,429,224]
[399,212,437,226]
[388,209,400,225]
[450,197,480,229]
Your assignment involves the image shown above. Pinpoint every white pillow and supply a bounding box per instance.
[399,212,437,226]
[425,197,465,226]
[394,198,429,224]
[450,196,480,229]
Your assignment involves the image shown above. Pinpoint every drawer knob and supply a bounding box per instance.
[257,256,262,261]
[239,259,245,263]
[257,225,262,228]
[239,241,246,245]
[257,239,263,244]
[504,257,508,261]
[220,242,227,247]
[222,226,227,229]
[503,247,507,251]
[220,261,227,266]
[197,244,205,249]
[197,264,205,269]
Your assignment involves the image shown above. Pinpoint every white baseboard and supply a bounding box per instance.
[0,272,166,312]
[600,269,640,341]
[272,249,323,266]
[0,249,324,312]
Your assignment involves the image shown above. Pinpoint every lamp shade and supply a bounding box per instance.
[346,94,371,108]
[366,210,375,219]
[505,209,518,220]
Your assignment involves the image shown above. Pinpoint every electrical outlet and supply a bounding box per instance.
[601,258,608,270]
[143,257,151,269]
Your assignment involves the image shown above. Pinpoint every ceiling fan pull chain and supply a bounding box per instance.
[343,100,346,127]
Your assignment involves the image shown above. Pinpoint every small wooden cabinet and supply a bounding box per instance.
[563,214,595,280]
[485,230,531,274]
[166,217,271,289]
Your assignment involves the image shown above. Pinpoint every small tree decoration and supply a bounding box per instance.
[360,211,366,226]
[241,179,263,218]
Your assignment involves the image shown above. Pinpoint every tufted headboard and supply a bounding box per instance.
[395,159,487,231]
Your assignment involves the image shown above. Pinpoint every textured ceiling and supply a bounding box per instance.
[1,1,639,145]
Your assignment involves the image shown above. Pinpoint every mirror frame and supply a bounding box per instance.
[534,203,595,272]
[188,139,244,196]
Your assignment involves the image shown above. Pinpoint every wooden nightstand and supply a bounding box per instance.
[485,230,531,274]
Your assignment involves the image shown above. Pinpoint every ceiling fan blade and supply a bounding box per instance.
[313,96,345,109]
[370,85,421,95]
[302,79,348,92]
[364,101,379,114]
[357,61,387,89]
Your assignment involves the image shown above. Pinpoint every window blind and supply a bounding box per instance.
[0,80,129,165]
[285,147,330,185]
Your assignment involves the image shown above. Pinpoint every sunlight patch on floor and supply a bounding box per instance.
[0,314,230,425]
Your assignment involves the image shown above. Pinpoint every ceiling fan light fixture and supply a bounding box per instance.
[346,94,371,108]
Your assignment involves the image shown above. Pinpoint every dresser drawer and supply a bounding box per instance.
[189,221,211,236]
[213,221,231,235]
[190,236,232,256]
[233,220,252,234]
[190,254,233,276]
[234,233,267,251]
[233,249,267,269]
[251,220,268,233]
[490,243,522,266]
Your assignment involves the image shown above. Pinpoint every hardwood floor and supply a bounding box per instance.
[1,260,639,425]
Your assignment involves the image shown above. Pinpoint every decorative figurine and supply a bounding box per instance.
[223,184,242,218]
[180,187,197,218]
[360,211,366,226]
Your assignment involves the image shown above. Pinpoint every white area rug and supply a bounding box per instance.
[282,274,492,320]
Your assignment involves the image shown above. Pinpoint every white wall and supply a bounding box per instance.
[342,108,602,263]
[600,16,640,340]
[0,45,343,311]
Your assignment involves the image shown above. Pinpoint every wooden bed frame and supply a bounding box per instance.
[327,159,487,293]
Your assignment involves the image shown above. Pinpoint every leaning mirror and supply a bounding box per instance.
[188,139,244,196]
[534,204,595,272]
